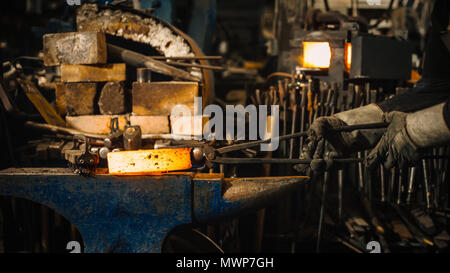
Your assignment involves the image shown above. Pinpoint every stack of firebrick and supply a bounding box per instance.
[43,31,200,139]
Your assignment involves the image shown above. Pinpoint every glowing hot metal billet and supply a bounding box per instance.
[107,148,192,175]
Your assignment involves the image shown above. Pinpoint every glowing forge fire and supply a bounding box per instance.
[302,42,332,69]
[345,42,352,72]
[107,148,192,175]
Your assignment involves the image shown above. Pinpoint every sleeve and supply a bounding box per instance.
[422,0,450,79]
[377,79,450,113]
[377,0,450,113]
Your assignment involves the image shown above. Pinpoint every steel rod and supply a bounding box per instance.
[211,157,363,164]
[216,122,389,154]
[164,61,224,70]
[151,56,222,60]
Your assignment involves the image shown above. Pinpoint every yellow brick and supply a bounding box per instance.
[61,63,126,82]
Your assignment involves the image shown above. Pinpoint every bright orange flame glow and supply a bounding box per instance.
[107,148,192,175]
[302,42,331,68]
[345,43,352,72]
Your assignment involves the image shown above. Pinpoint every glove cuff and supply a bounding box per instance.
[406,102,450,148]
[334,104,385,149]
[334,104,384,125]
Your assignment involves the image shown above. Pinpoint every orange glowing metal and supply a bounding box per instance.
[107,148,192,175]
[302,42,331,69]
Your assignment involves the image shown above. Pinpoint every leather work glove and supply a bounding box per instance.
[294,104,385,173]
[368,102,450,169]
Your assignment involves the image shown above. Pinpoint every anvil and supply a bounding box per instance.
[0,168,307,252]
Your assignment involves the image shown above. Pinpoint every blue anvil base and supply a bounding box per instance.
[0,168,307,253]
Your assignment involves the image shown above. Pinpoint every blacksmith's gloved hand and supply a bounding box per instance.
[367,103,450,169]
[294,104,385,173]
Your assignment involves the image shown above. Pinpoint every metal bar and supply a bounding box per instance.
[422,159,432,209]
[406,166,416,205]
[357,151,364,191]
[289,108,297,159]
[151,56,222,60]
[279,80,288,157]
[299,82,308,155]
[289,84,298,159]
[163,61,224,71]
[211,157,363,164]
[338,169,344,220]
[107,44,201,82]
[216,122,389,154]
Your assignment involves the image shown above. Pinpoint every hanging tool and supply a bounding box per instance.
[314,84,325,120]
[330,83,339,115]
[289,80,299,159]
[307,80,314,126]
[255,89,262,106]
[298,78,308,155]
[278,80,287,157]
[323,84,332,117]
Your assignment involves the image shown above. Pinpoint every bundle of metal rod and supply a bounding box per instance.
[250,77,294,159]
[249,74,450,252]
[305,79,448,251]
[250,77,449,212]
